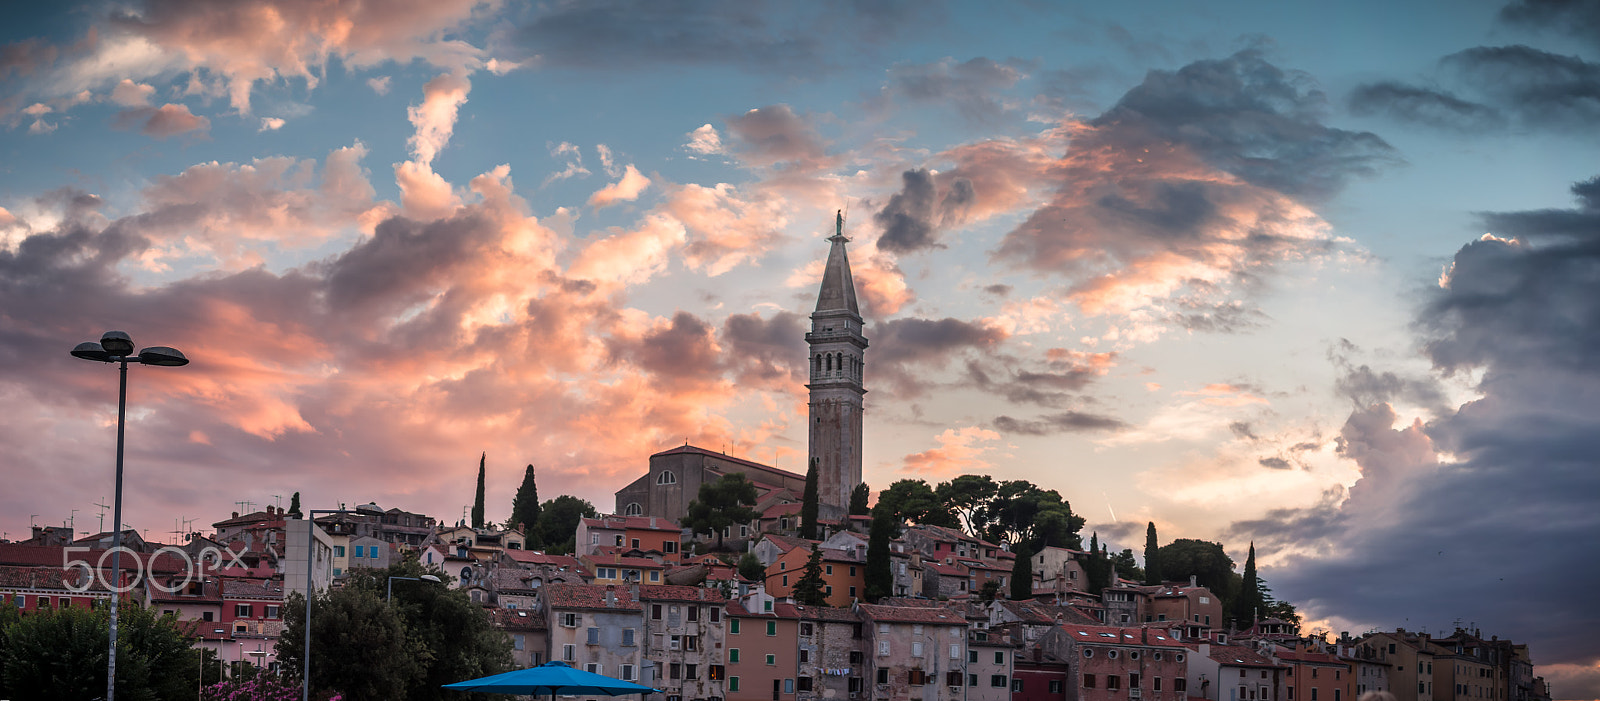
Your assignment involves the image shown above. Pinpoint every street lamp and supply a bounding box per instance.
[70,330,187,701]
[387,574,442,601]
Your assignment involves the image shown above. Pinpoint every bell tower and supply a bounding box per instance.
[806,210,867,512]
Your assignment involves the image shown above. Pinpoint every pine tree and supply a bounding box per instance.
[287,492,302,518]
[794,545,829,606]
[1144,521,1162,585]
[864,513,894,602]
[1010,545,1033,601]
[510,465,542,548]
[472,452,486,530]
[849,483,871,516]
[800,458,821,540]
[738,552,766,582]
[1234,541,1260,627]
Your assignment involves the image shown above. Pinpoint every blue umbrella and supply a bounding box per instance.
[444,661,660,696]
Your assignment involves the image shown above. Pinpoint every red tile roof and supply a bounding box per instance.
[638,585,726,603]
[1057,623,1189,648]
[545,583,641,611]
[580,515,683,532]
[502,550,582,568]
[651,444,805,482]
[1274,649,1348,666]
[1193,643,1282,668]
[762,503,805,518]
[858,604,966,625]
[488,607,547,631]
[760,534,819,553]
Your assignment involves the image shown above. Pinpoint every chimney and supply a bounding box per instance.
[1142,627,1148,643]
[1199,643,1211,658]
[1190,575,1197,587]
[232,512,239,518]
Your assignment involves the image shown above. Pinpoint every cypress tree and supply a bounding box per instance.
[287,492,302,518]
[1235,541,1260,626]
[794,545,829,606]
[1010,545,1033,601]
[1144,521,1162,585]
[800,458,820,540]
[864,513,894,602]
[472,452,486,529]
[849,483,871,516]
[510,464,542,547]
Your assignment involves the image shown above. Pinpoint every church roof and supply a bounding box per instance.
[650,444,804,483]
[814,212,860,316]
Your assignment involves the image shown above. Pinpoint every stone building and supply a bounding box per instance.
[1036,622,1191,701]
[641,585,729,700]
[545,583,645,682]
[859,603,969,701]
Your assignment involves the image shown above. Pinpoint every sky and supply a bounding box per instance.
[2,0,1598,696]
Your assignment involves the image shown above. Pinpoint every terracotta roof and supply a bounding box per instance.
[488,607,547,631]
[760,534,819,553]
[1057,623,1188,648]
[1274,649,1347,666]
[1194,643,1282,668]
[651,444,806,482]
[762,503,805,518]
[212,511,279,528]
[638,584,726,603]
[1000,600,1099,626]
[582,554,666,569]
[925,563,965,576]
[782,603,861,622]
[176,619,234,641]
[220,579,284,599]
[545,583,641,611]
[501,550,582,568]
[858,604,965,625]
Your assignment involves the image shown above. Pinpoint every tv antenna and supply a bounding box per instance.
[94,499,110,533]
[271,494,283,509]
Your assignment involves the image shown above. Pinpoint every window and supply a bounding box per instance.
[878,669,889,685]
[851,677,864,693]
[740,525,750,537]
[850,566,857,576]
[730,619,741,634]
[763,600,773,612]
[850,650,863,664]
[1155,678,1164,691]
[1313,669,1319,679]
[781,575,788,587]
[1131,673,1140,688]
[730,649,740,662]
[657,471,677,484]
[800,649,810,664]
[686,636,699,651]
[1108,649,1120,659]
[1107,675,1121,690]
[1085,648,1095,658]
[562,612,578,627]
[1131,651,1141,660]
[622,664,636,681]
[686,664,698,679]
[879,641,890,656]
[826,565,833,575]
[1013,679,1024,692]
[652,604,663,619]
[688,606,699,622]
[334,546,345,557]
[913,624,924,635]
[266,605,279,618]
[670,663,681,680]
[625,503,643,516]
[784,679,795,694]
[995,651,1005,664]
[801,622,814,636]
[849,586,857,598]
[969,650,978,663]
[913,642,924,657]
[797,677,813,692]
[202,611,213,621]
[1312,689,1319,701]
[587,627,601,645]
[991,675,1008,688]
[513,634,525,651]
[766,654,776,666]
[670,635,681,650]
[908,671,928,686]
[235,604,252,618]
[951,644,961,659]
[766,621,777,636]
[563,644,575,661]
[1177,653,1185,662]
[623,628,635,646]
[709,666,724,681]
[632,538,641,549]
[1085,674,1098,689]
[587,663,601,674]
[971,674,980,687]
[729,677,740,692]
[1051,680,1064,694]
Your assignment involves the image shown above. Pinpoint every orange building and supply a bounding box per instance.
[1276,647,1353,701]
[764,545,867,607]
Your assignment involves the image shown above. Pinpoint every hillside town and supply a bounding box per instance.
[0,216,1554,700]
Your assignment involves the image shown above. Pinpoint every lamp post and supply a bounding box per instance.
[70,330,188,701]
[387,574,442,601]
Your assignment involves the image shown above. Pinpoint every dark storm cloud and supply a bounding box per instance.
[991,411,1126,436]
[1229,180,1600,669]
[496,0,939,74]
[1328,341,1448,410]
[721,310,805,385]
[873,168,975,254]
[1092,49,1398,200]
[866,317,1006,397]
[1352,46,1600,133]
[1479,175,1600,239]
[604,311,723,385]
[1499,0,1600,51]
[1346,81,1507,132]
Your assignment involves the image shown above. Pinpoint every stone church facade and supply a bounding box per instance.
[615,212,867,522]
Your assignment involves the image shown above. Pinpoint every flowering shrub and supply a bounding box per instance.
[200,676,342,701]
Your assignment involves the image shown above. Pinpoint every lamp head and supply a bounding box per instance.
[421,574,441,583]
[99,331,135,356]
[70,342,113,362]
[137,346,189,367]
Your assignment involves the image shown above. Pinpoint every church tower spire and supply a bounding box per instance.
[807,210,867,513]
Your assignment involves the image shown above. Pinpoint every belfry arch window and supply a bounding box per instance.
[657,471,677,485]
[624,503,643,516]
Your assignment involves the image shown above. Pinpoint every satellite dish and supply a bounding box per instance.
[461,566,473,581]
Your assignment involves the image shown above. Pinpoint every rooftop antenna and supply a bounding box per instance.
[68,509,79,534]
[94,498,110,533]
[29,514,38,528]
[271,494,283,509]
[170,518,187,544]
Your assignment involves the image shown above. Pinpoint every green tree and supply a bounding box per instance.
[277,587,421,700]
[874,479,956,528]
[342,561,514,700]
[0,602,201,701]
[864,513,895,602]
[287,491,302,518]
[683,473,759,550]
[737,552,766,582]
[1110,549,1144,582]
[848,483,871,516]
[1144,522,1162,585]
[935,474,999,536]
[980,481,1084,553]
[793,545,829,606]
[509,464,542,548]
[800,458,820,540]
[1010,545,1034,601]
[472,452,487,529]
[1083,532,1114,595]
[1156,539,1239,608]
[978,581,1001,604]
[536,495,597,555]
[1233,541,1260,625]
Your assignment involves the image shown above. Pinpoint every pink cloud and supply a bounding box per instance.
[407,73,471,165]
[901,426,1001,476]
[587,165,651,209]
[114,102,210,138]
